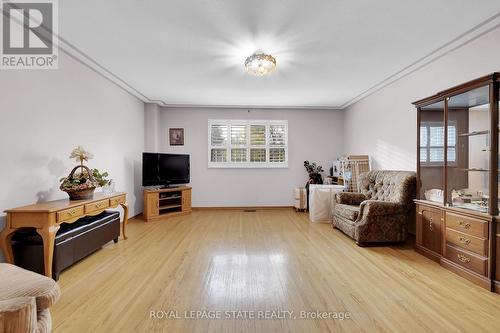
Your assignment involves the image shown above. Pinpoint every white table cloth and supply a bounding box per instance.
[308,184,345,223]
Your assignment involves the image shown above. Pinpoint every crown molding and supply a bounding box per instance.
[58,37,167,105]
[156,104,343,110]
[340,11,500,109]
[51,11,500,110]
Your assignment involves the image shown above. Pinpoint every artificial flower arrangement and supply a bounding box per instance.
[304,160,324,185]
[60,146,111,200]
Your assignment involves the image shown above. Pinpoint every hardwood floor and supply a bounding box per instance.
[52,209,500,332]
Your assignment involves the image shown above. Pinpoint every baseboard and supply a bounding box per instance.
[440,257,492,290]
[127,213,144,221]
[192,206,293,211]
[415,244,441,263]
[494,280,500,293]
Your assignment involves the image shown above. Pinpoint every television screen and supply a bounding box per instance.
[142,153,190,186]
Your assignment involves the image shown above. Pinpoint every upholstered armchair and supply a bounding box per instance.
[332,170,416,245]
[0,264,61,333]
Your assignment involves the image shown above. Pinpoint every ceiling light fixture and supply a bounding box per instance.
[245,51,276,76]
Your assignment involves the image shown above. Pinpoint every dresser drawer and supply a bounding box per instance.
[445,212,488,238]
[57,206,84,222]
[110,195,126,207]
[445,244,487,276]
[446,228,487,256]
[85,199,109,214]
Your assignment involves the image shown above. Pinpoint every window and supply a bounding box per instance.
[208,120,288,168]
[420,121,456,165]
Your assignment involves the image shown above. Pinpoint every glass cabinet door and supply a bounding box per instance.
[447,85,490,213]
[419,100,445,204]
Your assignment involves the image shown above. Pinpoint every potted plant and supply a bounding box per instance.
[92,169,111,188]
[304,161,324,185]
[304,161,324,211]
[59,146,111,200]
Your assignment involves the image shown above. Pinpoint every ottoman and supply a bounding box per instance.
[12,211,120,280]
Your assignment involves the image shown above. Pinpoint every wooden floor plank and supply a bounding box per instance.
[52,209,500,332]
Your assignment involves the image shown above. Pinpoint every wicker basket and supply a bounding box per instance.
[61,165,97,200]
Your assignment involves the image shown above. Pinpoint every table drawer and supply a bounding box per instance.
[446,228,487,256]
[85,199,109,214]
[445,212,488,238]
[445,244,487,276]
[57,206,84,222]
[110,195,126,207]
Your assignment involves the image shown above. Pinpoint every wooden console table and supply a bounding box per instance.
[0,192,128,278]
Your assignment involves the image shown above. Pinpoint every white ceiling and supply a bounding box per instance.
[59,0,500,108]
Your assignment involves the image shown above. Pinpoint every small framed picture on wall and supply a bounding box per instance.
[169,128,184,146]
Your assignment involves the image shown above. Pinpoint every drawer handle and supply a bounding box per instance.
[458,236,471,246]
[95,202,104,208]
[68,209,78,216]
[429,218,433,232]
[458,220,471,229]
[457,253,471,263]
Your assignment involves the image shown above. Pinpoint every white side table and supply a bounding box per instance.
[294,187,307,212]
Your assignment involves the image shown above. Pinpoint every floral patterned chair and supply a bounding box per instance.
[332,170,416,245]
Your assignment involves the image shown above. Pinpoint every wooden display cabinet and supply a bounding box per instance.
[413,73,499,292]
[143,187,192,221]
[416,202,443,262]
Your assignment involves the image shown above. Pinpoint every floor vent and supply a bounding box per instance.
[243,209,257,212]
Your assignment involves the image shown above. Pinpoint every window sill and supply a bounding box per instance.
[208,163,288,169]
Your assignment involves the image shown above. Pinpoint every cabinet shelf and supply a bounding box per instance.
[457,130,489,137]
[456,168,489,172]
[159,204,182,210]
[159,196,181,201]
[452,168,500,172]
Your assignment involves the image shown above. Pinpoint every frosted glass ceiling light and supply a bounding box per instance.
[245,51,276,76]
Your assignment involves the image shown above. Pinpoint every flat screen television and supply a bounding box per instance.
[142,153,190,187]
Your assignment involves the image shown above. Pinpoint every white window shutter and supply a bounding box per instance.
[208,120,287,168]
[211,124,228,146]
[269,124,286,146]
[230,124,247,145]
[269,148,286,163]
[211,148,227,162]
[250,125,266,146]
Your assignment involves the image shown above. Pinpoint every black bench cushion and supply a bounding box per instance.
[55,211,120,242]
[13,211,120,243]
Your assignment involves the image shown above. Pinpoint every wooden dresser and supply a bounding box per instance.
[416,200,496,290]
[413,73,500,293]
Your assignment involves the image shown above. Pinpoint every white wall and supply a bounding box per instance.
[144,103,160,152]
[343,25,500,170]
[151,107,344,207]
[0,52,145,260]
